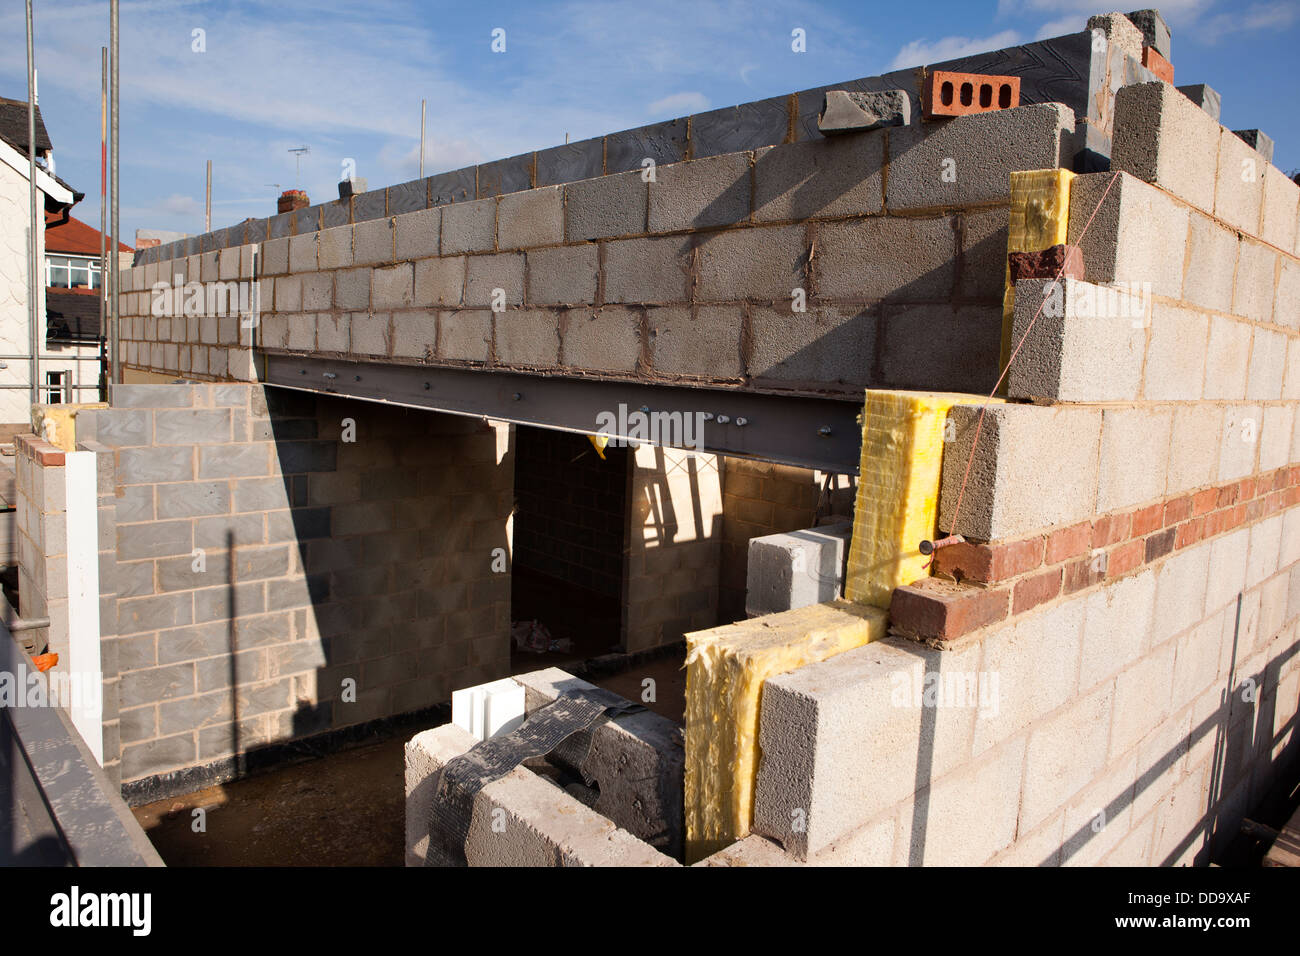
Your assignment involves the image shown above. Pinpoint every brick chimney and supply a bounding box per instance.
[278,189,309,214]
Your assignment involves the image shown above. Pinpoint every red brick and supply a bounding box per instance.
[1012,568,1062,616]
[1219,483,1241,508]
[1144,527,1177,563]
[933,535,1045,585]
[1045,521,1092,565]
[1175,516,1206,550]
[1092,511,1132,548]
[1131,503,1163,537]
[1274,469,1289,492]
[1142,46,1174,84]
[1204,509,1230,538]
[1191,488,1219,516]
[1062,555,1106,595]
[1107,539,1145,579]
[1225,504,1246,530]
[889,577,1010,641]
[1289,466,1300,487]
[1266,491,1285,515]
[1245,497,1264,523]
[1288,487,1300,508]
[1008,245,1084,283]
[1163,495,1192,526]
[924,69,1021,118]
[1239,478,1256,501]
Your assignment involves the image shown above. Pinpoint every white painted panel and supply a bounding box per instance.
[64,451,103,765]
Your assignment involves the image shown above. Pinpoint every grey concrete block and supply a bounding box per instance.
[535,138,605,187]
[749,304,875,388]
[1216,127,1265,234]
[1203,314,1252,400]
[391,310,437,360]
[1006,277,1147,403]
[354,189,387,223]
[1069,171,1189,300]
[317,313,350,352]
[959,206,1009,301]
[117,519,193,561]
[118,446,194,485]
[1182,213,1237,314]
[349,311,389,356]
[1126,9,1171,58]
[267,212,294,240]
[1087,12,1145,61]
[526,244,597,306]
[289,232,317,273]
[1219,406,1262,482]
[1167,404,1222,494]
[877,303,1001,394]
[441,198,496,254]
[372,263,414,309]
[157,481,231,519]
[94,408,151,447]
[753,135,883,223]
[197,443,270,479]
[647,305,742,379]
[118,594,194,637]
[561,307,641,373]
[697,224,805,302]
[1277,258,1300,334]
[439,309,491,362]
[1234,238,1277,325]
[886,103,1073,211]
[354,216,395,265]
[1261,166,1299,252]
[111,384,195,408]
[427,168,477,207]
[387,178,428,216]
[494,310,559,367]
[497,186,563,249]
[1143,300,1209,401]
[477,153,534,198]
[604,235,691,304]
[939,403,1103,539]
[1233,129,1275,165]
[464,253,524,307]
[817,89,909,134]
[745,523,849,616]
[414,256,465,307]
[816,216,953,301]
[122,733,196,780]
[648,152,752,233]
[689,96,789,158]
[566,171,646,242]
[320,199,350,229]
[1097,406,1172,512]
[302,272,332,311]
[154,408,232,445]
[1112,83,1218,211]
[395,206,441,262]
[335,267,370,310]
[1176,83,1221,122]
[605,119,688,174]
[262,236,289,275]
[1247,327,1287,401]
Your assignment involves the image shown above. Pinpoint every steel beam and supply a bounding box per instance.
[263,354,863,474]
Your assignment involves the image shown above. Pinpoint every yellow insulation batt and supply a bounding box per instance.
[844,389,1000,608]
[31,403,108,453]
[999,168,1075,380]
[684,599,887,862]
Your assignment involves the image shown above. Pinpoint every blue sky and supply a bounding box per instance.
[2,0,1297,243]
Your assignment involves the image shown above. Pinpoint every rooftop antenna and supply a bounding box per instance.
[287,145,310,188]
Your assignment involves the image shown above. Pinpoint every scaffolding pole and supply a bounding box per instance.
[110,0,120,387]
[26,0,39,407]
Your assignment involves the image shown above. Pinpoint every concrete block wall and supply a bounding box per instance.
[61,383,512,791]
[115,100,1078,401]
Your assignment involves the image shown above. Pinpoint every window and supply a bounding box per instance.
[45,256,101,289]
[44,371,70,404]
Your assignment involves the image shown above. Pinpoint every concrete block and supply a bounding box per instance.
[274,276,301,313]
[816,216,953,301]
[1020,680,1114,831]
[117,445,194,484]
[1175,83,1221,122]
[387,179,427,216]
[1070,171,1190,301]
[1285,336,1300,401]
[1203,314,1252,400]
[535,138,604,187]
[1182,213,1237,314]
[938,403,1103,540]
[1166,404,1222,494]
[1087,13,1144,60]
[744,523,850,617]
[1126,9,1171,58]
[476,153,534,198]
[649,152,751,232]
[877,303,1001,394]
[334,267,369,310]
[438,309,491,363]
[354,216,395,265]
[261,237,288,275]
[688,96,789,158]
[494,310,559,367]
[1234,239,1277,326]
[1276,257,1300,333]
[406,725,677,868]
[886,103,1073,211]
[288,233,317,273]
[1080,568,1157,691]
[317,225,353,270]
[427,168,476,207]
[301,272,332,311]
[512,668,685,860]
[441,198,496,254]
[604,118,688,174]
[561,307,641,374]
[604,235,691,304]
[353,189,386,223]
[1260,166,1299,252]
[1096,406,1171,512]
[1152,541,1211,646]
[748,304,875,389]
[647,305,742,379]
[414,256,465,307]
[317,313,348,352]
[1143,300,1209,402]
[497,186,563,249]
[464,253,524,308]
[1246,513,1283,590]
[525,244,598,306]
[1234,129,1275,165]
[1247,327,1286,401]
[287,313,316,351]
[391,311,436,360]
[395,206,441,261]
[817,89,910,134]
[1217,405,1262,483]
[349,312,390,356]
[1216,127,1265,234]
[565,171,646,241]
[960,206,1009,301]
[1007,277,1146,403]
[752,135,883,224]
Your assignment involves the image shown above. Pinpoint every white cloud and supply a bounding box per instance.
[1202,1,1300,39]
[890,30,1021,69]
[646,92,709,116]
[1035,15,1087,40]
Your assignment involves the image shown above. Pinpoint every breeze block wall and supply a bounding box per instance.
[740,81,1300,866]
[57,383,511,795]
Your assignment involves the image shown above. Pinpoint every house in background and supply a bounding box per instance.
[0,96,81,425]
[43,214,132,402]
